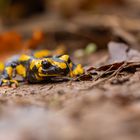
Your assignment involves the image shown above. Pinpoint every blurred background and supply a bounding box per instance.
[0,0,139,22]
[0,0,139,61]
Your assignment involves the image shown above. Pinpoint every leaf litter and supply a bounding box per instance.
[77,42,140,89]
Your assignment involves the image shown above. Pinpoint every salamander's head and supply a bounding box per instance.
[36,59,51,77]
[38,59,61,77]
[30,59,52,77]
[40,59,51,75]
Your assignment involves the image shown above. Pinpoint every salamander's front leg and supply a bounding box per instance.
[58,55,85,77]
[0,66,19,87]
[0,60,19,87]
[0,79,19,87]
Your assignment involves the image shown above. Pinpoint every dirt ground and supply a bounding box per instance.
[0,50,140,140]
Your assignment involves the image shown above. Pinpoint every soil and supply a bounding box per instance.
[0,51,140,140]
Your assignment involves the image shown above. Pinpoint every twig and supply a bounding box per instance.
[80,62,128,91]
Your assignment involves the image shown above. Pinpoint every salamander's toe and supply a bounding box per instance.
[0,79,19,87]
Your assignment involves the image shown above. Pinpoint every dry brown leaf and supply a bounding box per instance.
[108,42,140,63]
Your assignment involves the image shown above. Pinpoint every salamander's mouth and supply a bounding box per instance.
[38,67,59,77]
[38,73,60,77]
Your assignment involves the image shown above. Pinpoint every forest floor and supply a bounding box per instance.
[0,6,140,140]
[1,50,140,140]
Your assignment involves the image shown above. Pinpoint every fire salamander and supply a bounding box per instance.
[0,51,84,87]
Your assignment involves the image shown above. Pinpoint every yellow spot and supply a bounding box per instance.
[10,80,19,86]
[1,79,18,86]
[69,62,73,69]
[71,64,84,77]
[45,58,67,69]
[68,63,74,77]
[69,71,74,77]
[34,50,51,58]
[30,60,36,70]
[19,54,31,61]
[59,55,69,62]
[30,60,41,70]
[16,65,26,77]
[0,62,4,72]
[35,74,43,81]
[5,67,13,78]
[2,79,8,83]
[53,61,67,69]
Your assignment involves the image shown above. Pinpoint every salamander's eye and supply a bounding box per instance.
[41,60,51,69]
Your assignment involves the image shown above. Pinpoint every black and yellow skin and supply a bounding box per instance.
[0,51,84,87]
